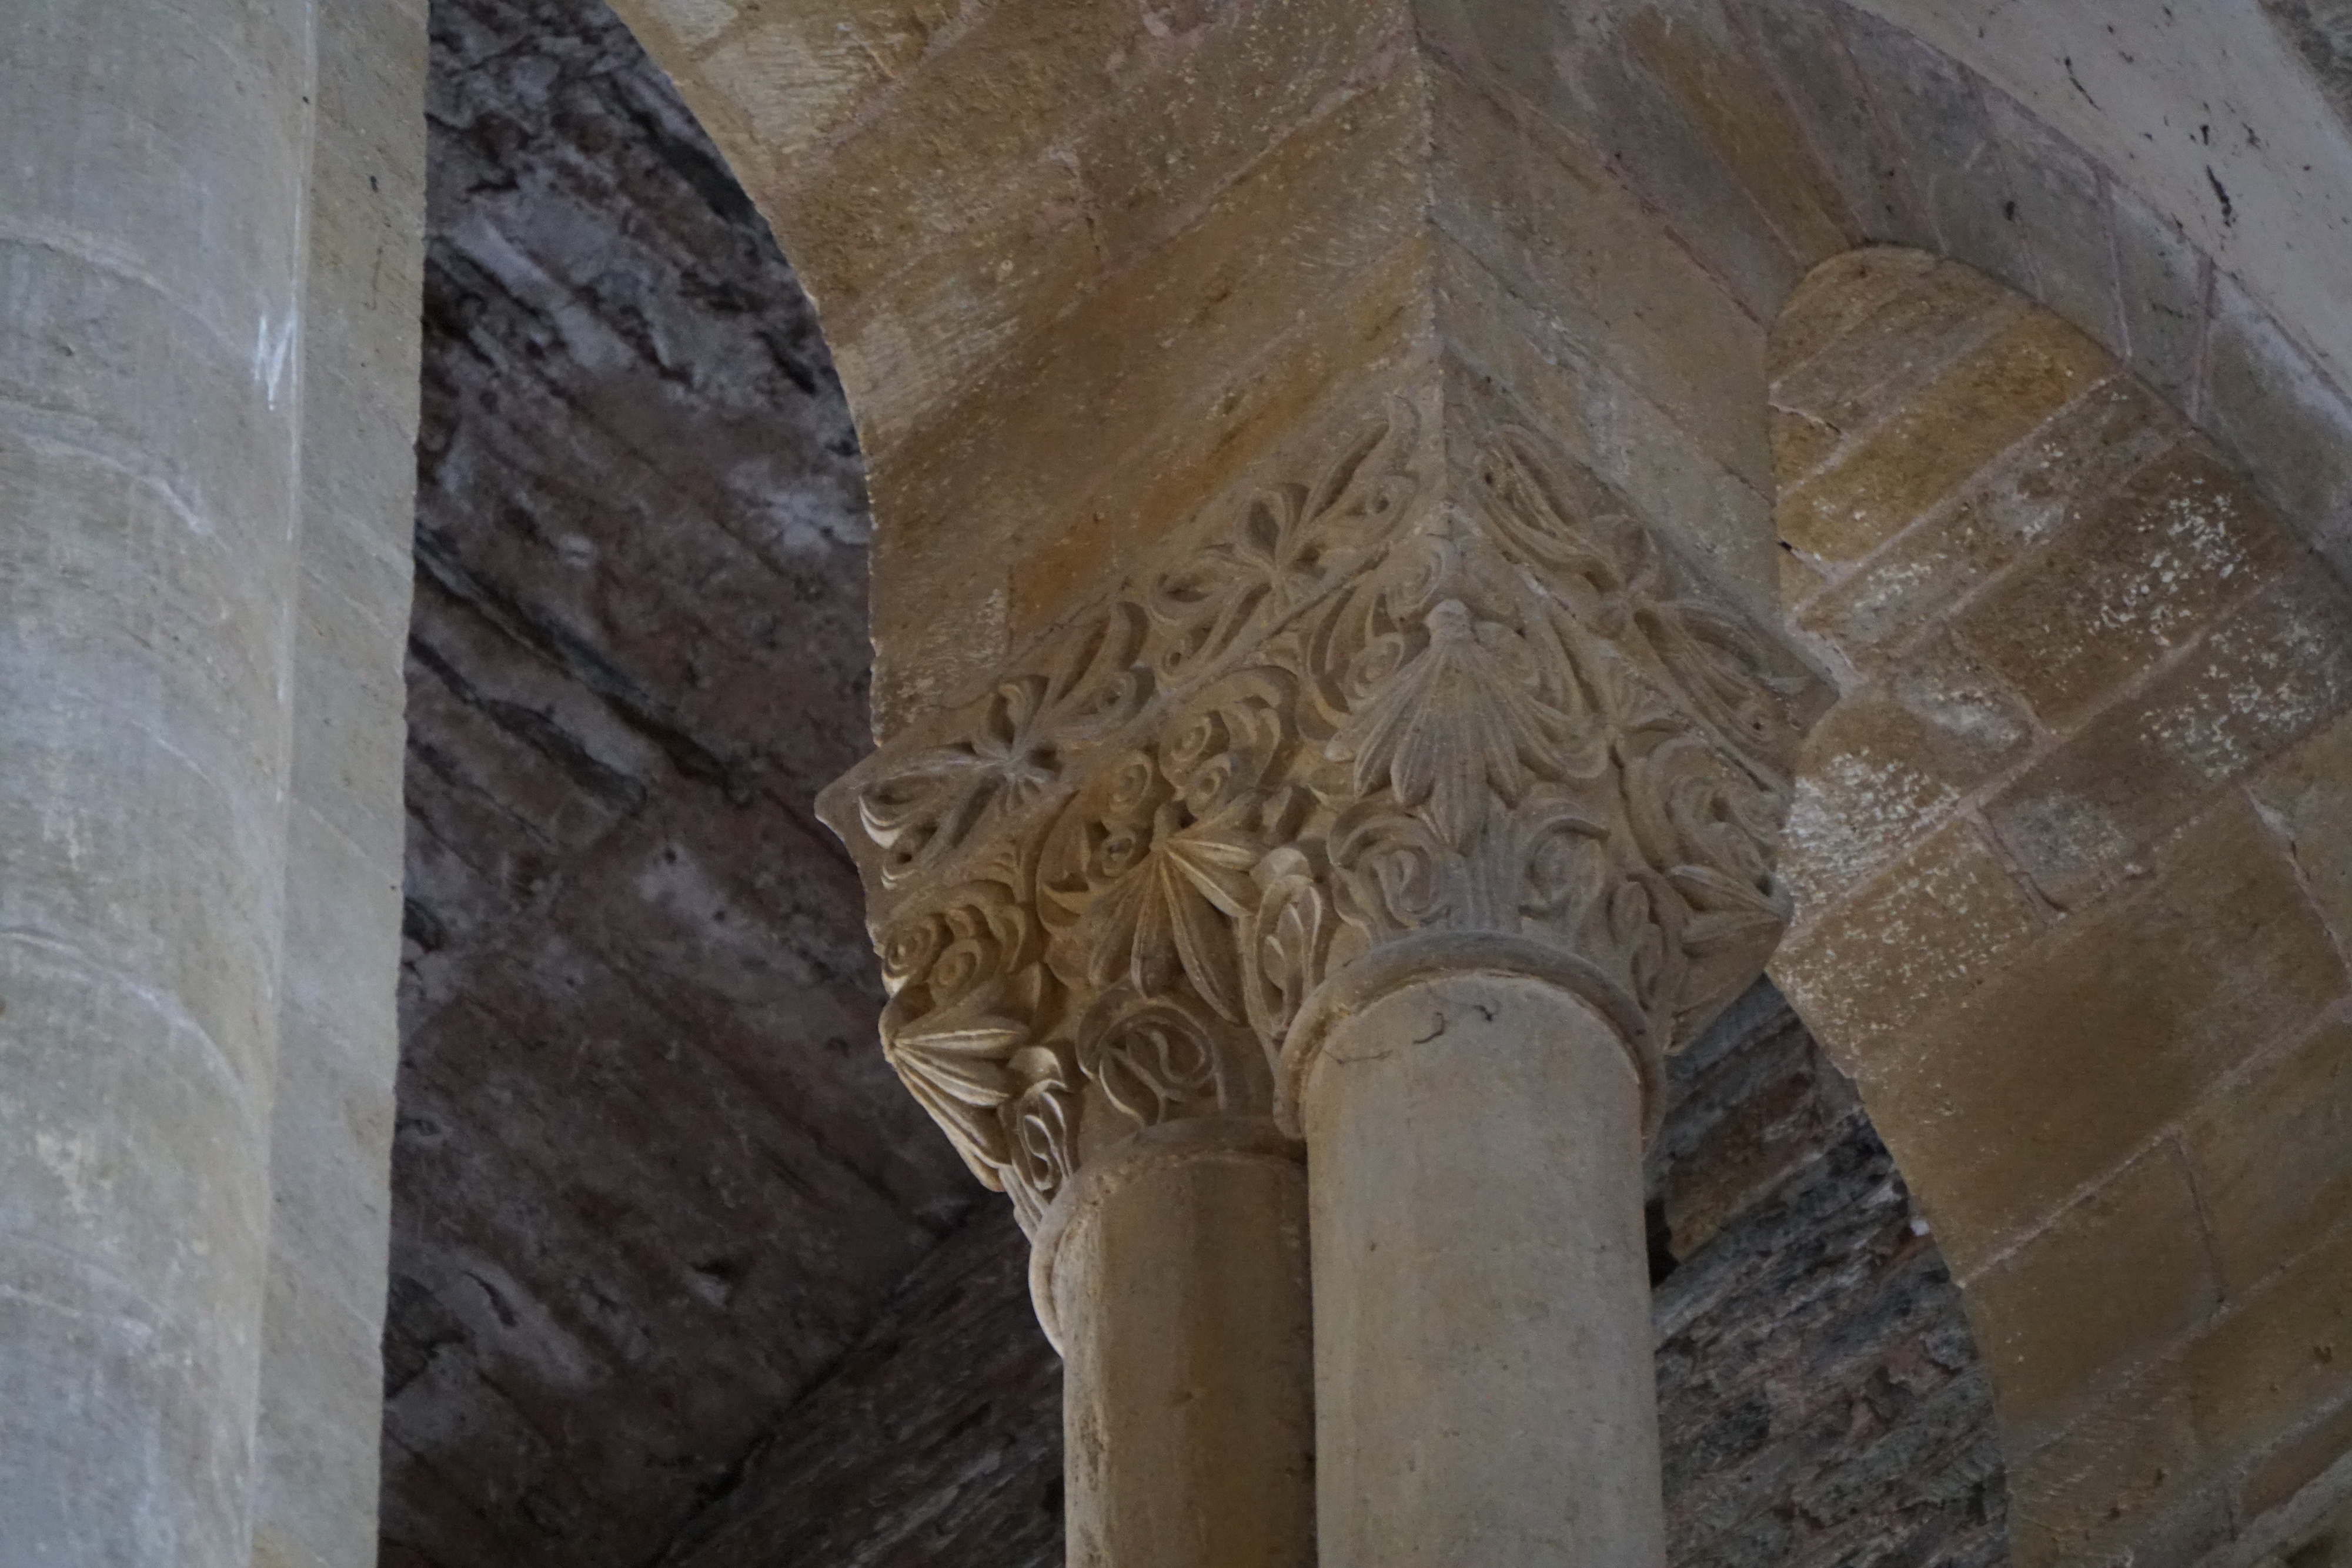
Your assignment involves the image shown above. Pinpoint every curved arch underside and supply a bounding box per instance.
[1771,246,2352,1563]
[584,0,2352,1560]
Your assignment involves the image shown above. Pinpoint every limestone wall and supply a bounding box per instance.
[604,0,1428,735]
[1769,250,2352,1563]
[379,1,977,1560]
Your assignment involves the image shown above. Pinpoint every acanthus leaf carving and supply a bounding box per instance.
[1326,599,1605,850]
[823,400,1829,1221]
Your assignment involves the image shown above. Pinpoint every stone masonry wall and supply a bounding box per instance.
[382,0,984,1561]
[1768,249,2352,1562]
[1651,985,2008,1566]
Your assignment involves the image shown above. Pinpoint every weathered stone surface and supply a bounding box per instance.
[1792,376,2176,666]
[1630,1,1861,272]
[2023,1218,2352,1561]
[1565,1,1828,315]
[2106,180,2209,416]
[2204,272,2352,566]
[2007,1378,2220,1566]
[2187,1018,2352,1300]
[1771,818,2045,1071]
[1778,638,2036,913]
[2251,706,2352,958]
[1967,1145,2219,1451]
[1768,234,2352,1565]
[383,3,977,1563]
[1980,86,2120,355]
[2263,0,2352,132]
[1431,55,1772,495]
[2180,1219,2352,1495]
[1651,988,2009,1566]
[1777,310,2113,565]
[1950,442,2301,730]
[1740,1,1933,252]
[1770,250,2012,483]
[1986,560,2352,907]
[1859,792,2344,1271]
[1838,8,2033,293]
[2240,1390,2352,1524]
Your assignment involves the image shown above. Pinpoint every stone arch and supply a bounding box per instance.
[588,0,2352,690]
[1766,245,2352,1564]
[565,0,2352,1559]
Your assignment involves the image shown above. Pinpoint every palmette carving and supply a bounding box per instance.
[820,406,1824,1223]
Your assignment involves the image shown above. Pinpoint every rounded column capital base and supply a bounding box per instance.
[1027,1116,1304,1353]
[1272,930,1664,1143]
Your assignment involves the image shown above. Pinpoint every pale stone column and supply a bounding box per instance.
[1036,1123,1314,1568]
[821,405,1821,1561]
[1292,957,1664,1565]
[800,859,1322,1567]
[0,1,314,1563]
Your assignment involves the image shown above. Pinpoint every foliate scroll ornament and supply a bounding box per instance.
[874,881,1076,1227]
[826,406,1825,1209]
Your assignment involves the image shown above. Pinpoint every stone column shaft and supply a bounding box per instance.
[1302,969,1664,1564]
[821,397,1821,1567]
[1040,1124,1315,1568]
[0,0,313,1563]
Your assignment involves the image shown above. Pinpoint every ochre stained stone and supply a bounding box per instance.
[755,0,1145,305]
[1768,405,1843,493]
[2178,1219,2352,1476]
[1077,0,1404,265]
[683,1,957,162]
[2009,1379,2219,1567]
[1768,259,2016,480]
[1968,1143,2220,1449]
[1951,443,2301,731]
[1770,815,2044,1073]
[1769,248,1946,387]
[1794,376,2176,666]
[1862,791,2346,1272]
[2184,1018,2352,1298]
[1986,561,2352,907]
[1775,309,2115,564]
[862,59,1432,727]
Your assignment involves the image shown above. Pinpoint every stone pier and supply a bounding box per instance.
[817,391,1825,1559]
[0,2,421,1564]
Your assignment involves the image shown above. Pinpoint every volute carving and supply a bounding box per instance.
[820,403,1825,1229]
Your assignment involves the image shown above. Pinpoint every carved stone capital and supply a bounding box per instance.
[818,403,1826,1231]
